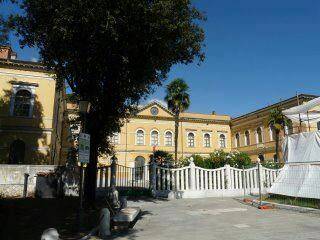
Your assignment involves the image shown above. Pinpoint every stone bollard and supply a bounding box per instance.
[99,208,111,238]
[149,156,157,197]
[120,196,127,209]
[110,156,117,188]
[41,228,60,240]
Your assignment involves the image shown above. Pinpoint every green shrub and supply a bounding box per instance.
[150,150,174,167]
[262,160,283,169]
[228,151,254,169]
[180,150,254,169]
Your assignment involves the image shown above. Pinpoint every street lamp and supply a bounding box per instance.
[78,100,91,210]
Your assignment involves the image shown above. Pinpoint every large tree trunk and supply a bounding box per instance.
[174,114,179,163]
[275,130,280,163]
[84,137,98,206]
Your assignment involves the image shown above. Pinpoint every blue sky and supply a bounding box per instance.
[2,0,320,117]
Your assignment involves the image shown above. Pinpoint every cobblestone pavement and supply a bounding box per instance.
[111,198,320,240]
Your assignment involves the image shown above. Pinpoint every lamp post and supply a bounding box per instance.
[78,100,90,229]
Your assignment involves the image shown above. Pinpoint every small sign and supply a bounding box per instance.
[79,133,90,163]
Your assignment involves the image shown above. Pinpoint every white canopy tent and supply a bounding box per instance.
[283,96,320,124]
[269,131,320,199]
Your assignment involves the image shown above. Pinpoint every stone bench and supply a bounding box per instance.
[112,207,141,230]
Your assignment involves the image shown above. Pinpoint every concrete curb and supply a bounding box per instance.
[235,197,320,214]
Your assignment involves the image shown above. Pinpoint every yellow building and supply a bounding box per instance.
[100,101,231,166]
[231,94,318,162]
[0,46,66,165]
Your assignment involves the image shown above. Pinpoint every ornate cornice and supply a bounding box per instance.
[0,59,52,73]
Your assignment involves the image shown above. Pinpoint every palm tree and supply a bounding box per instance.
[165,78,190,163]
[268,107,291,163]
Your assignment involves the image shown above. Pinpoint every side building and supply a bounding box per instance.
[231,94,319,162]
[0,46,66,165]
[100,101,231,167]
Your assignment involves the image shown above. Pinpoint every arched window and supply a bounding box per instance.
[13,90,32,117]
[204,133,211,147]
[134,156,145,180]
[136,129,145,145]
[269,127,276,141]
[164,131,173,146]
[235,133,240,147]
[187,132,195,147]
[219,134,226,148]
[8,139,25,164]
[150,130,159,146]
[256,127,263,143]
[245,130,250,146]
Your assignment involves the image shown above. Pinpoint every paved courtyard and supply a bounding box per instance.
[113,198,320,240]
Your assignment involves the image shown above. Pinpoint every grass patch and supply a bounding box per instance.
[265,194,320,209]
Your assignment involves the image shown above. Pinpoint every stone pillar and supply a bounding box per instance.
[149,156,157,196]
[110,155,117,188]
[189,157,196,191]
[225,164,231,190]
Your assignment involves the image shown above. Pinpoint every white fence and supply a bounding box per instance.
[96,160,281,199]
[154,162,280,198]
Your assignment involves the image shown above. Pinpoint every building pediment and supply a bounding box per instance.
[136,100,174,118]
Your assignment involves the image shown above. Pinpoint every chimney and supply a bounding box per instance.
[0,46,17,60]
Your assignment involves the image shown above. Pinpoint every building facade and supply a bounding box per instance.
[0,46,66,165]
[99,101,231,166]
[230,94,319,161]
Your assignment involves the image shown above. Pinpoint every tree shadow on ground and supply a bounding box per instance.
[0,197,99,240]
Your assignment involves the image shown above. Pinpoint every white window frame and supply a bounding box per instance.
[187,132,195,148]
[244,130,250,146]
[203,132,211,148]
[150,129,160,146]
[10,85,36,118]
[256,126,264,144]
[219,133,226,149]
[235,132,240,147]
[164,130,173,147]
[135,129,145,145]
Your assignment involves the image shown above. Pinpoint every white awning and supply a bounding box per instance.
[283,97,320,123]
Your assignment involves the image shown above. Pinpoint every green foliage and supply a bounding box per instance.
[268,107,291,132]
[262,160,283,169]
[165,78,191,161]
[0,1,9,45]
[180,150,254,169]
[9,0,205,202]
[150,150,174,167]
[165,78,191,115]
[268,107,291,162]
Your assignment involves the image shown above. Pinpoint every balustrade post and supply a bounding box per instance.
[110,156,117,188]
[257,162,263,205]
[189,157,196,191]
[225,164,231,190]
[149,156,157,196]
